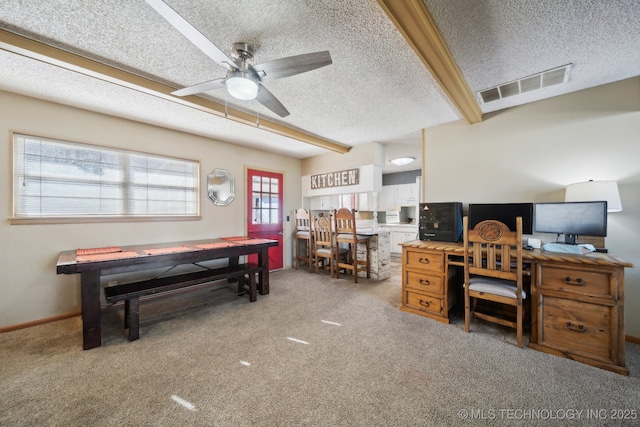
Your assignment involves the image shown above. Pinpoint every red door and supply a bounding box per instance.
[247,168,284,270]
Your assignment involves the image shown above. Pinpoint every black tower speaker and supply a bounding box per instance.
[419,202,463,242]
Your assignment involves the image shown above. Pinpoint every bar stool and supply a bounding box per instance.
[294,208,313,272]
[334,207,370,283]
[313,214,348,277]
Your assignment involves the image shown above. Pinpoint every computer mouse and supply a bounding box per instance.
[524,245,534,250]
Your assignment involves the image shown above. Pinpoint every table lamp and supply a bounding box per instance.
[564,180,622,212]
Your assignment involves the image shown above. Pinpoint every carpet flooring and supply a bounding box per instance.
[1,257,639,426]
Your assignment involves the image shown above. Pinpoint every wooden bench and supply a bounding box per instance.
[104,263,263,341]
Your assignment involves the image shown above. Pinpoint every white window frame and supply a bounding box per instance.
[11,132,200,224]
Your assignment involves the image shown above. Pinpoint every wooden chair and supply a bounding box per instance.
[294,208,313,272]
[334,207,370,283]
[463,216,525,347]
[313,215,347,277]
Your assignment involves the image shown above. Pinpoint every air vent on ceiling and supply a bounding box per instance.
[477,64,571,104]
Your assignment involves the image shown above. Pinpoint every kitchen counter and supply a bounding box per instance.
[352,229,391,280]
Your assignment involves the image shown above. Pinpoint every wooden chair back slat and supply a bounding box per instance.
[334,207,356,237]
[295,208,311,232]
[313,214,340,277]
[314,216,333,247]
[464,218,522,280]
[333,207,370,283]
[463,216,525,347]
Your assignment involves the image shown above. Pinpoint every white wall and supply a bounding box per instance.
[0,91,302,328]
[301,142,384,175]
[300,142,385,210]
[301,164,383,197]
[423,77,640,337]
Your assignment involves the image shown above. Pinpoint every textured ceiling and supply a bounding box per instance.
[1,0,639,173]
[425,0,640,114]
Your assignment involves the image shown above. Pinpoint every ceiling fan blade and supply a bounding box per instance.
[256,84,290,118]
[145,0,237,70]
[253,51,332,81]
[171,78,226,97]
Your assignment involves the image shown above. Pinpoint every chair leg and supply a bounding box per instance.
[516,302,523,348]
[334,243,341,279]
[464,292,471,333]
[329,254,335,278]
[295,237,314,272]
[306,238,311,273]
[353,243,359,283]
[317,256,322,274]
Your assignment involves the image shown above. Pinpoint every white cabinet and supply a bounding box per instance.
[310,194,355,211]
[356,192,376,211]
[309,196,321,210]
[389,225,418,254]
[338,194,356,210]
[395,182,418,206]
[379,186,396,211]
[310,195,338,210]
[378,183,418,210]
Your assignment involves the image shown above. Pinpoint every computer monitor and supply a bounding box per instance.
[467,203,534,234]
[533,201,607,244]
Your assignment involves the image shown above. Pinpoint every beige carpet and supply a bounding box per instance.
[1,258,639,426]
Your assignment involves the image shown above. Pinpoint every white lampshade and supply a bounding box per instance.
[390,157,415,166]
[564,180,622,212]
[226,73,258,100]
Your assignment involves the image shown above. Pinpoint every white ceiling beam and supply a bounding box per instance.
[377,0,483,124]
[0,29,350,154]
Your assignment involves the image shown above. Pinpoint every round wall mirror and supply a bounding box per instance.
[207,169,235,206]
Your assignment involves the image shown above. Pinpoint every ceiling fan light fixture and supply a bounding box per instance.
[390,157,415,166]
[226,72,258,100]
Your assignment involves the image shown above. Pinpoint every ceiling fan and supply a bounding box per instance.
[145,0,333,118]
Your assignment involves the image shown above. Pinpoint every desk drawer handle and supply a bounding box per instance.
[563,277,585,286]
[418,257,430,264]
[419,278,430,285]
[566,322,586,333]
[419,299,430,308]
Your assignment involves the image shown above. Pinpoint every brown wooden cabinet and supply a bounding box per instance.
[400,245,458,323]
[400,240,633,375]
[530,262,628,375]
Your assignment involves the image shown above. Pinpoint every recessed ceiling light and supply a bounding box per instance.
[390,157,415,166]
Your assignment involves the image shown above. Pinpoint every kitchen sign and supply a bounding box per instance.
[311,168,359,189]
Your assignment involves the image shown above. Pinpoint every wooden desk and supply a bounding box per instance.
[400,240,634,375]
[57,237,278,350]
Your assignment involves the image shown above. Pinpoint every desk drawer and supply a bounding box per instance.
[404,250,444,273]
[540,296,614,363]
[539,265,614,298]
[404,290,443,316]
[405,270,444,294]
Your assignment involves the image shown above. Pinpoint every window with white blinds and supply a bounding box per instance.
[12,133,199,220]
